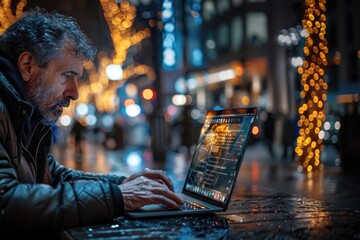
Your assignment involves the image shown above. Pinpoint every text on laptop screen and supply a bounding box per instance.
[184,111,256,203]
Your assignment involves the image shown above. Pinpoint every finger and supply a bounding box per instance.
[135,177,183,205]
[151,184,184,205]
[154,179,167,187]
[120,177,183,210]
[143,169,175,191]
[121,175,150,187]
[121,176,168,192]
[149,193,183,209]
[123,170,153,183]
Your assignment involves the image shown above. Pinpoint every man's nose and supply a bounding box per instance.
[65,79,79,101]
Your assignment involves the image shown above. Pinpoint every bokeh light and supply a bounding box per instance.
[296,0,328,173]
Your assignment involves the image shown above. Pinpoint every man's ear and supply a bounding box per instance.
[18,52,37,82]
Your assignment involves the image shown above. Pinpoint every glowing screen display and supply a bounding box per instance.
[184,110,256,203]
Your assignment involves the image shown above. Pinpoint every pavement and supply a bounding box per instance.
[55,139,360,239]
[61,183,360,240]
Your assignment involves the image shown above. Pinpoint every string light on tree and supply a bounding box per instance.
[66,0,156,115]
[0,0,27,34]
[99,0,151,66]
[295,0,328,173]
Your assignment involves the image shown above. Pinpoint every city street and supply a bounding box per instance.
[1,0,359,238]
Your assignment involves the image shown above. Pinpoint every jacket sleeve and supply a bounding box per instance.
[0,143,126,232]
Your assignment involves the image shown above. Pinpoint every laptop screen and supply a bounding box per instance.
[183,108,257,204]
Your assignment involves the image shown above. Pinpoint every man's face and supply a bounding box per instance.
[26,51,83,125]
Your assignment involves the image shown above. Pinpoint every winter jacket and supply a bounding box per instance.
[0,55,126,236]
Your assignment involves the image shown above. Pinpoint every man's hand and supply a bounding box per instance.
[122,168,175,191]
[119,169,184,211]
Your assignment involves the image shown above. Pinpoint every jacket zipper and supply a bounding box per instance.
[34,127,51,162]
[20,121,42,169]
[21,122,51,174]
[27,121,42,148]
[20,141,38,173]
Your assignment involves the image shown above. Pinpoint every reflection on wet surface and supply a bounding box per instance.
[63,216,229,239]
[222,186,360,239]
[62,186,360,239]
[57,140,360,239]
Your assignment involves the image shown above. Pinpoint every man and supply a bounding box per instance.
[0,8,183,236]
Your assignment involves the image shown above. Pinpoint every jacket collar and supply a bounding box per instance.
[0,55,49,137]
[0,55,52,183]
[0,55,27,100]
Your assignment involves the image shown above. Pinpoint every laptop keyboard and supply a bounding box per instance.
[180,200,207,210]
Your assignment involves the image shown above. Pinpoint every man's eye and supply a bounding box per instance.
[64,74,74,81]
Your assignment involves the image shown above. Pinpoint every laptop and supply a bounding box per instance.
[126,107,258,218]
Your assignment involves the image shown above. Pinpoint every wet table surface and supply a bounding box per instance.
[61,185,360,240]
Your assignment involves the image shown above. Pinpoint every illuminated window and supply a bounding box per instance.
[205,31,217,60]
[246,12,268,47]
[232,0,244,7]
[187,0,203,68]
[192,48,203,67]
[162,0,176,69]
[203,0,216,22]
[231,16,243,52]
[217,0,230,15]
[217,23,229,50]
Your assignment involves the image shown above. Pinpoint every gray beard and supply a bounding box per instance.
[25,72,66,125]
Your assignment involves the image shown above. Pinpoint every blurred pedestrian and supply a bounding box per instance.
[262,111,275,158]
[180,105,200,155]
[105,116,125,150]
[70,117,87,155]
[0,8,183,238]
[281,115,296,160]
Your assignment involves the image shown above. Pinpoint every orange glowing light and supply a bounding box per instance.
[234,64,244,76]
[251,126,260,136]
[124,98,135,107]
[142,88,156,100]
[0,0,27,34]
[241,96,250,105]
[296,0,328,173]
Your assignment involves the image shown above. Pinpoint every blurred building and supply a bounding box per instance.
[19,0,359,163]
[179,0,360,113]
[151,0,359,152]
[149,0,360,167]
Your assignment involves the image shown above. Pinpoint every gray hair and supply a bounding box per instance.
[0,8,96,66]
